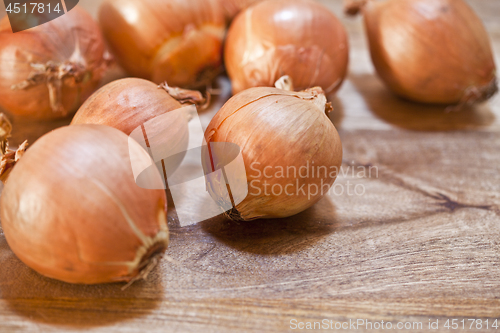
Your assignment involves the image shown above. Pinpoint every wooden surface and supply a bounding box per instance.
[1,0,500,332]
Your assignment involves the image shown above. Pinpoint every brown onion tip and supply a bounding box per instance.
[453,78,499,110]
[159,82,211,110]
[472,78,498,104]
[11,60,92,115]
[224,207,245,221]
[121,205,169,288]
[344,0,367,16]
[121,240,168,290]
[325,102,334,115]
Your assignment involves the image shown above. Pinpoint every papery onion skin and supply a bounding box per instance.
[225,0,349,95]
[71,78,184,135]
[204,86,342,221]
[71,78,193,176]
[99,0,225,88]
[0,125,168,284]
[0,7,109,120]
[358,0,497,104]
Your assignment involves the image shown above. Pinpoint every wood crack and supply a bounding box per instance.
[344,159,499,216]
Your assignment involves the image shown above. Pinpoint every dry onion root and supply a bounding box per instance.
[204,77,342,221]
[0,113,28,183]
[0,140,28,184]
[345,0,498,105]
[0,113,13,155]
[224,0,349,95]
[0,7,110,120]
[99,0,225,88]
[0,125,168,285]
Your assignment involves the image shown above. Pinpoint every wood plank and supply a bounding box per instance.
[1,0,500,332]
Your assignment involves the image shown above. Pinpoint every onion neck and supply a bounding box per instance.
[11,60,88,116]
[344,0,368,16]
[462,77,498,105]
[121,207,169,290]
[224,207,245,221]
[273,76,332,115]
[302,87,333,116]
[274,75,294,91]
[10,41,111,116]
[159,82,211,111]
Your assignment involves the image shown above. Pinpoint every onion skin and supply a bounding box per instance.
[225,0,349,95]
[0,125,168,284]
[358,0,497,104]
[0,7,109,120]
[71,78,183,135]
[71,78,197,177]
[204,86,342,221]
[99,0,225,87]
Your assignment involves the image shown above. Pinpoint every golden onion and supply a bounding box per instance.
[204,78,342,220]
[99,0,225,88]
[0,7,109,120]
[225,0,349,95]
[0,125,168,284]
[346,0,497,104]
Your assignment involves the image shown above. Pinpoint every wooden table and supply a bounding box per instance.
[1,1,500,332]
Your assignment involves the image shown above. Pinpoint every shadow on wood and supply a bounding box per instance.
[199,75,233,116]
[327,94,345,129]
[349,74,496,131]
[198,196,340,255]
[4,113,73,147]
[0,232,163,327]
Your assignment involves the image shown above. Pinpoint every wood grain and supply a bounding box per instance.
[1,0,500,332]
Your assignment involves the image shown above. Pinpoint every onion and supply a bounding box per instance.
[224,0,349,95]
[71,78,211,177]
[71,78,209,135]
[99,0,225,88]
[0,7,110,120]
[345,0,498,105]
[0,125,168,284]
[204,77,342,220]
